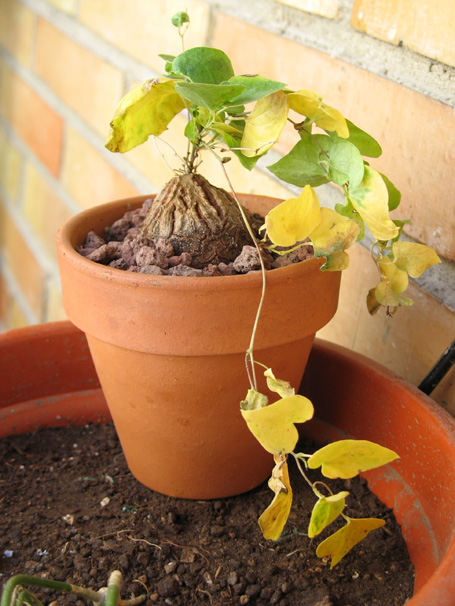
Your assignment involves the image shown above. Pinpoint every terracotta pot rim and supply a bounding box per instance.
[56,194,325,293]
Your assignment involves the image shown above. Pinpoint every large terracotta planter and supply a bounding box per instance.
[1,322,455,605]
[55,194,341,499]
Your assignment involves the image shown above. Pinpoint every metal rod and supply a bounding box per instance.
[418,338,455,395]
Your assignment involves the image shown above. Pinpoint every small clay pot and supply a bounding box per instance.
[55,194,341,499]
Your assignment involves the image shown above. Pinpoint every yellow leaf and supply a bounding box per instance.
[307,439,399,479]
[288,89,349,138]
[378,258,409,294]
[348,166,399,241]
[368,280,414,314]
[308,491,349,538]
[316,518,386,568]
[392,241,441,278]
[264,368,295,399]
[241,90,289,157]
[240,389,269,411]
[241,395,314,455]
[320,250,350,271]
[106,79,186,153]
[259,456,293,540]
[265,185,322,247]
[310,208,361,256]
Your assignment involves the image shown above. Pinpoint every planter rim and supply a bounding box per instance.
[56,194,324,293]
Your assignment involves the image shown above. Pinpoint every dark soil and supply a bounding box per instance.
[1,423,414,606]
[78,198,312,276]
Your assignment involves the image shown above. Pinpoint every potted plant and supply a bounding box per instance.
[50,9,441,575]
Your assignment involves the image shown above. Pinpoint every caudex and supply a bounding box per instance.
[1,10,441,606]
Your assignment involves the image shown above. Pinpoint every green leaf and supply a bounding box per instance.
[175,82,245,110]
[219,131,260,170]
[380,173,401,211]
[345,119,382,158]
[241,395,314,455]
[184,119,199,144]
[316,518,386,567]
[265,185,322,247]
[325,139,365,188]
[267,131,329,188]
[241,90,289,157]
[308,491,349,538]
[158,53,176,62]
[308,439,399,479]
[171,11,190,27]
[259,457,293,540]
[106,78,186,153]
[225,75,287,105]
[347,166,399,241]
[172,47,235,84]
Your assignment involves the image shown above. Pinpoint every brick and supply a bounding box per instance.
[23,163,73,259]
[276,0,339,18]
[0,0,37,66]
[351,0,455,68]
[78,0,210,73]
[318,243,455,412]
[35,19,124,136]
[45,280,68,322]
[61,126,140,210]
[211,14,455,261]
[0,125,22,202]
[0,271,30,329]
[47,0,78,15]
[0,64,63,176]
[0,200,45,318]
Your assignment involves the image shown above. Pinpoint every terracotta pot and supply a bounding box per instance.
[55,194,341,499]
[1,322,455,605]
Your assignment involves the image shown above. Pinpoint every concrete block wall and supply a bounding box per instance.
[1,0,454,411]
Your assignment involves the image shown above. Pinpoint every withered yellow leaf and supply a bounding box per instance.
[106,78,185,153]
[241,395,314,455]
[241,90,288,157]
[265,185,322,247]
[308,491,349,538]
[378,258,409,294]
[392,241,441,278]
[259,457,293,540]
[316,518,386,568]
[348,166,399,241]
[308,439,399,479]
[368,280,414,313]
[264,368,295,399]
[310,208,361,256]
[287,89,349,138]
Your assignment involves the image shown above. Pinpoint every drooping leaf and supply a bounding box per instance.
[259,456,293,540]
[241,395,314,455]
[378,258,409,294]
[265,185,322,247]
[316,517,386,567]
[392,242,441,278]
[380,173,401,211]
[319,250,351,271]
[310,208,361,255]
[367,280,414,315]
[287,89,349,137]
[225,75,287,105]
[345,119,382,158]
[175,82,245,110]
[334,200,365,241]
[241,90,289,157]
[184,118,199,144]
[307,439,399,479]
[240,389,269,411]
[171,47,235,83]
[267,131,329,187]
[308,491,349,538]
[106,78,186,153]
[347,166,399,241]
[219,131,260,170]
[264,368,295,399]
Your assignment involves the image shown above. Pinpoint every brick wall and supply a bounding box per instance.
[1,0,454,410]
